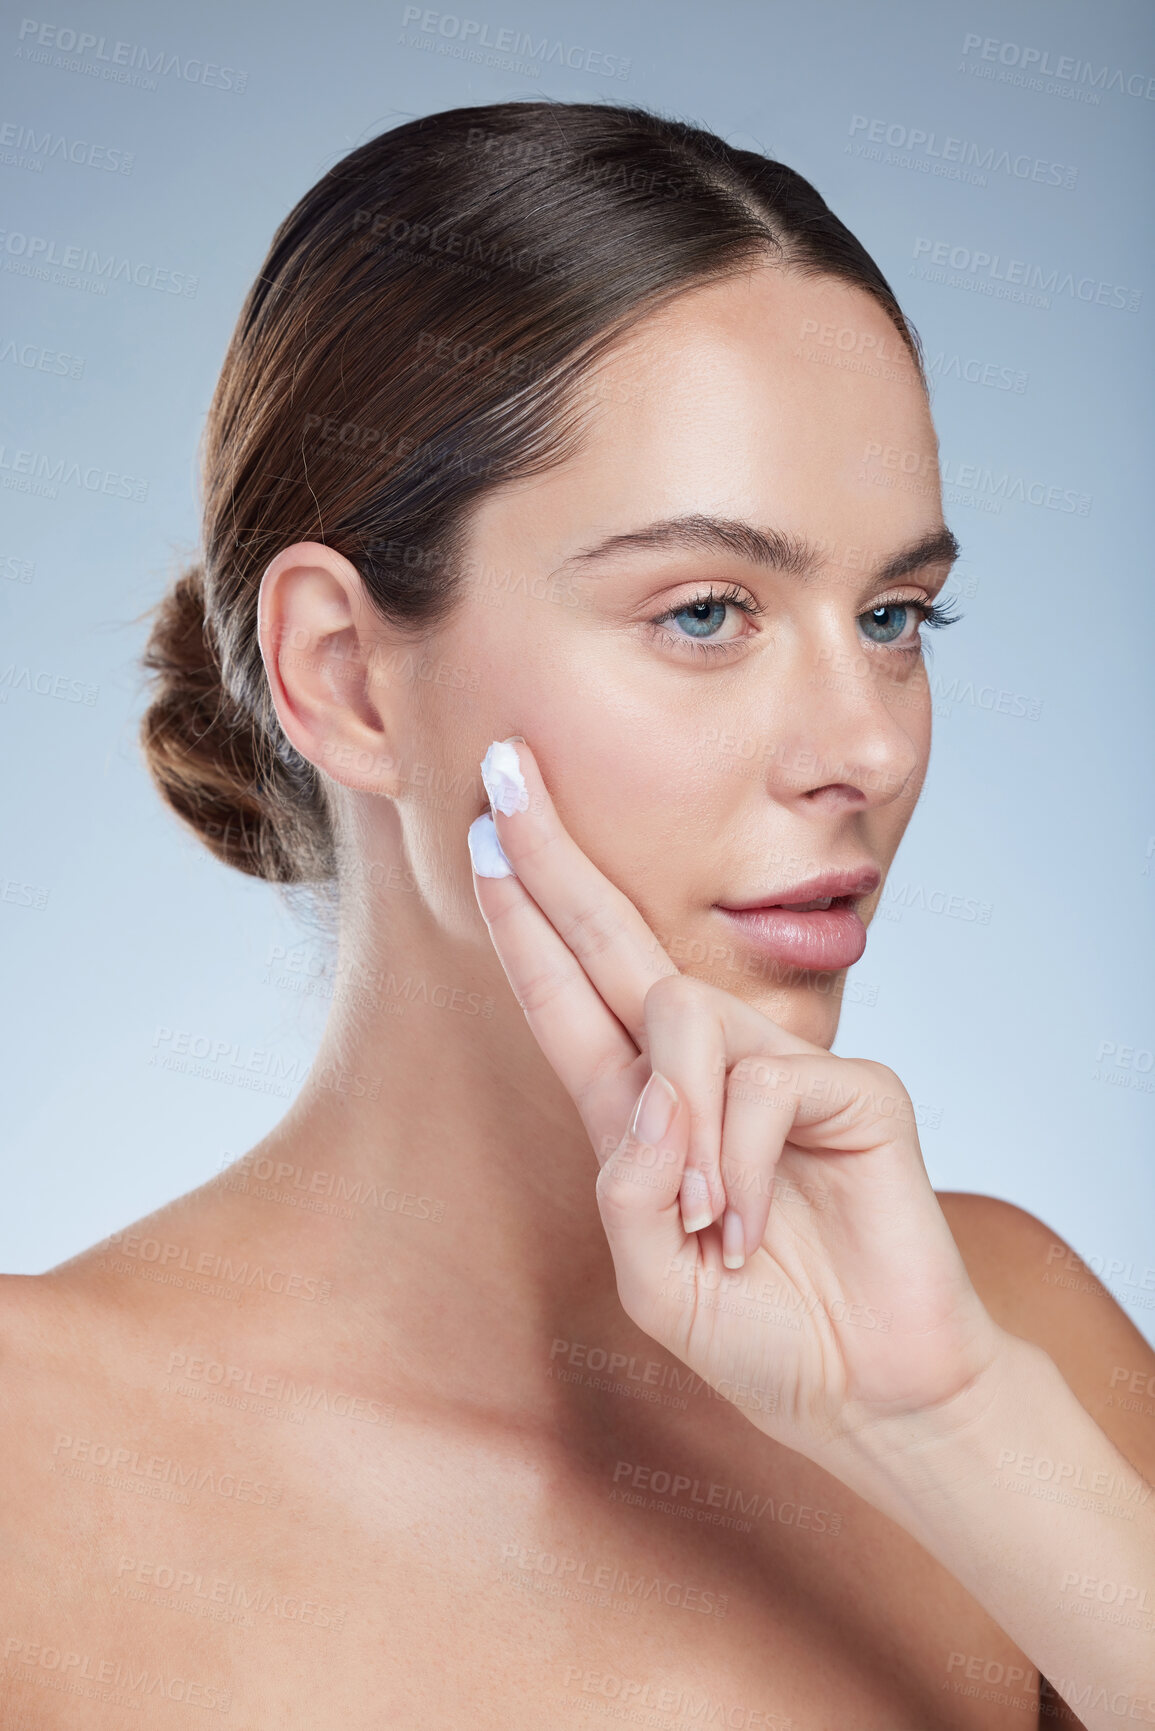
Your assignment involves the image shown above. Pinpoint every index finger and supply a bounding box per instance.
[478,736,833,1238]
[483,738,824,1065]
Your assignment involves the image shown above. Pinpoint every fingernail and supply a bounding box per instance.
[680,1168,713,1235]
[629,1070,677,1146]
[480,739,529,816]
[467,812,515,879]
[722,1207,746,1269]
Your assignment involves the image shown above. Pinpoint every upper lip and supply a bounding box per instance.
[715,867,881,911]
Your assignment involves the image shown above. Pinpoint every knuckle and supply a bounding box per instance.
[824,1057,914,1129]
[515,953,584,1018]
[556,899,626,963]
[643,972,703,1019]
[859,1057,902,1090]
[583,1053,621,1101]
[731,1053,783,1088]
[729,1054,797,1106]
[595,1163,647,1226]
[573,1049,635,1118]
[856,1058,909,1104]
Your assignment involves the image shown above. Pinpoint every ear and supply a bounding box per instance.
[257,541,411,798]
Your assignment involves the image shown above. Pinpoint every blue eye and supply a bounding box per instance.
[671,598,729,638]
[860,602,912,644]
[648,585,960,664]
[857,593,961,649]
[649,583,761,657]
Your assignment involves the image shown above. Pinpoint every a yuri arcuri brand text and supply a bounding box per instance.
[164,1350,394,1426]
[114,1556,346,1631]
[610,1459,844,1537]
[0,229,197,295]
[995,1445,1151,1519]
[50,1433,283,1508]
[3,1634,231,1711]
[958,32,1155,102]
[15,18,248,93]
[558,1663,790,1725]
[501,1542,728,1617]
[910,236,1139,312]
[96,1230,332,1303]
[218,1150,445,1225]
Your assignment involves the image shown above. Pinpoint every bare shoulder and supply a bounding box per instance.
[0,1268,83,1372]
[0,1271,94,1513]
[0,1170,243,1407]
[937,1190,1155,1482]
[0,1267,128,1432]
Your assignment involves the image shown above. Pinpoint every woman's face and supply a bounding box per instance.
[397,264,955,1048]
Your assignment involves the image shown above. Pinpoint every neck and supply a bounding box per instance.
[231,890,637,1426]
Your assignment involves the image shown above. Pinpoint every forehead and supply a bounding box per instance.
[472,265,942,574]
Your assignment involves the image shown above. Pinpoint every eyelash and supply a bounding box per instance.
[646,583,763,661]
[867,589,963,656]
[647,584,962,662]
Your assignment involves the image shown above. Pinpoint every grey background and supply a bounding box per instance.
[1,0,1152,1339]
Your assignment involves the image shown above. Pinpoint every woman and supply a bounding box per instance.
[2,99,1151,1728]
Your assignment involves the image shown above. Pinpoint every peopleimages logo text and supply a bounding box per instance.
[961,34,1155,101]
[912,239,1140,311]
[848,116,1077,188]
[15,19,248,91]
[0,229,197,295]
[399,7,631,77]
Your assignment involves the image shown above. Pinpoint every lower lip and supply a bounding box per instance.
[714,899,867,972]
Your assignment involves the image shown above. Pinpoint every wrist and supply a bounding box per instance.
[814,1328,1049,1526]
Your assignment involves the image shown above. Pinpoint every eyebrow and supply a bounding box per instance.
[551,513,962,586]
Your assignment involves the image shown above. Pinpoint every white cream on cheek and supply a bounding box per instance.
[467,812,514,879]
[467,741,529,877]
[480,739,529,816]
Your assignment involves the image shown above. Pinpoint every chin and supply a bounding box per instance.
[677,955,845,1048]
[766,984,842,1049]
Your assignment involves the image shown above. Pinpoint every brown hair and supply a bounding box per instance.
[137,98,926,893]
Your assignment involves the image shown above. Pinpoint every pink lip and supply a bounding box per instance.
[717,867,882,912]
[714,867,881,974]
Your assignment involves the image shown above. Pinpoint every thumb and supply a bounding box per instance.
[595,1071,688,1311]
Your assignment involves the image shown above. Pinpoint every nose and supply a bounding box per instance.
[760,634,927,813]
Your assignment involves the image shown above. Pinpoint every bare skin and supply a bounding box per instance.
[2,266,1153,1728]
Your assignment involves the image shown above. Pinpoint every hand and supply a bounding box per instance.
[468,736,1006,1470]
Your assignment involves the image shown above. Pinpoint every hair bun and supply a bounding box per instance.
[137,560,332,884]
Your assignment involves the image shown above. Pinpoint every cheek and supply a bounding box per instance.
[516,673,733,913]
[896,689,932,806]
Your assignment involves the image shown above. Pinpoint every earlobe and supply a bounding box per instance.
[256,541,403,799]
